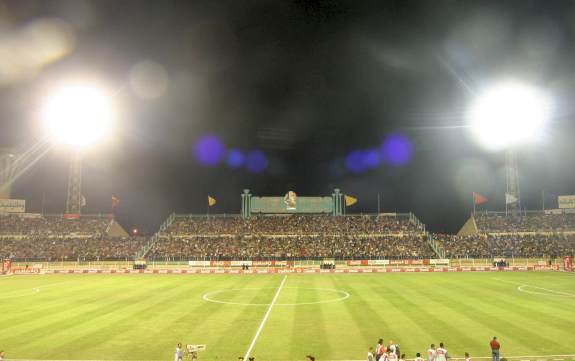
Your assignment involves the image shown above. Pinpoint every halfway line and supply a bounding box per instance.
[244,275,288,360]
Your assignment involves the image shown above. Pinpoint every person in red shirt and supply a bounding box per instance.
[376,339,385,361]
[490,337,500,361]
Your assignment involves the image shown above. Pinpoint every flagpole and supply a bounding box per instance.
[377,193,380,214]
[473,193,476,214]
[542,189,545,211]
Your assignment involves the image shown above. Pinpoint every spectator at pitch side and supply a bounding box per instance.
[490,337,500,361]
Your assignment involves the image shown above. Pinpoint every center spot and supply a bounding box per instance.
[202,287,350,306]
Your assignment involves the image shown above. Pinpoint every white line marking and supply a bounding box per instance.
[243,275,287,360]
[202,287,350,306]
[517,285,575,298]
[493,278,575,298]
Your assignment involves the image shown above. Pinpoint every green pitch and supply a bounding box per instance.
[1,272,574,361]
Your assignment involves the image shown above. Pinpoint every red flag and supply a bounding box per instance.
[473,192,488,205]
[112,195,120,209]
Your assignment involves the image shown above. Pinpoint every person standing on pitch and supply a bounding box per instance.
[415,352,424,361]
[427,344,436,361]
[465,352,471,361]
[368,347,375,361]
[436,343,448,361]
[376,339,385,361]
[175,343,184,361]
[490,337,500,361]
[388,341,396,355]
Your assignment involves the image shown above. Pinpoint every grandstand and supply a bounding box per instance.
[0,213,139,261]
[435,210,575,258]
[144,213,436,260]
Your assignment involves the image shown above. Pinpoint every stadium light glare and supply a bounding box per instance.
[42,85,113,148]
[467,82,551,151]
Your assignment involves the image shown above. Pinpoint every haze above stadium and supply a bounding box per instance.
[1,0,575,233]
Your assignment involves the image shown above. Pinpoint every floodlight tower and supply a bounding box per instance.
[42,85,113,215]
[468,81,551,216]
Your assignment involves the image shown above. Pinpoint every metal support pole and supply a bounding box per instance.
[505,148,520,216]
[66,151,82,214]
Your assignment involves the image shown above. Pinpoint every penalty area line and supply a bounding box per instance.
[243,275,287,360]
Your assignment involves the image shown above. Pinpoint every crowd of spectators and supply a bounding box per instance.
[148,214,430,260]
[3,212,575,261]
[475,213,575,233]
[149,234,434,260]
[165,214,420,236]
[0,214,144,261]
[0,236,145,261]
[436,233,575,258]
[0,214,109,237]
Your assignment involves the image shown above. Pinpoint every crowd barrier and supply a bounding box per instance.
[9,264,558,275]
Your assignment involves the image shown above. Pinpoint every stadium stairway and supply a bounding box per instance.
[426,233,446,259]
[134,212,176,259]
[410,213,446,259]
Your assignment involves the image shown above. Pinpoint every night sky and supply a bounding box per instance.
[2,0,575,234]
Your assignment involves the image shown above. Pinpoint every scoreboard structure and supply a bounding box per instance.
[241,189,344,217]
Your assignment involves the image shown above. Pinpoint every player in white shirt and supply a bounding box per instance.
[436,343,448,361]
[387,350,398,361]
[388,341,397,355]
[368,347,375,361]
[427,344,436,361]
[465,352,471,361]
[415,352,425,361]
[175,343,184,361]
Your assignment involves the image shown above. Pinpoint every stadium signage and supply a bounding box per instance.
[251,196,333,213]
[0,198,25,213]
[558,195,575,209]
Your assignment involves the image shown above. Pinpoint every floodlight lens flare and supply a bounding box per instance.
[467,82,550,151]
[43,86,113,147]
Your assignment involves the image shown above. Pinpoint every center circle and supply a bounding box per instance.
[202,287,350,306]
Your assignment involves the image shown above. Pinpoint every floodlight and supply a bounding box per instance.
[467,82,551,151]
[43,85,113,147]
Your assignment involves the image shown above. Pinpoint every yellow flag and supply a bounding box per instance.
[208,196,216,206]
[344,195,358,206]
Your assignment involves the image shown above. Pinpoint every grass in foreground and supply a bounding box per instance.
[0,272,574,361]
